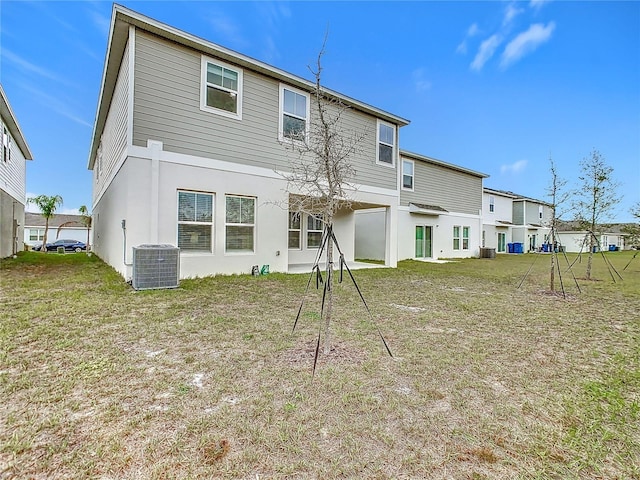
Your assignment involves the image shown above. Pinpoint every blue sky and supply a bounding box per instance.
[1,1,638,221]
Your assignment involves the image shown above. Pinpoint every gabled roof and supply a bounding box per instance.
[25,212,86,228]
[0,84,34,161]
[401,150,488,178]
[88,4,411,169]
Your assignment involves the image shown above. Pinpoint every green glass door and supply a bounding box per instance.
[415,226,432,258]
[498,232,506,253]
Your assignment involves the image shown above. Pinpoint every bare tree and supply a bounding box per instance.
[27,194,63,252]
[283,41,367,355]
[621,202,640,248]
[545,157,570,292]
[573,149,620,280]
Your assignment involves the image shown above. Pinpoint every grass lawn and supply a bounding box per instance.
[1,250,638,479]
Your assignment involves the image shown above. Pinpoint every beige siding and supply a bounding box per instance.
[132,30,397,190]
[0,119,27,205]
[94,41,129,201]
[400,157,482,215]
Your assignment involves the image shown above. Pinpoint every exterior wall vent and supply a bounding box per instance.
[132,244,180,290]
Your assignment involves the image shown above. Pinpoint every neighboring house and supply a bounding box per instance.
[482,188,517,253]
[23,212,91,248]
[555,221,627,252]
[482,188,552,253]
[87,5,409,280]
[0,84,34,258]
[512,194,552,252]
[356,151,487,261]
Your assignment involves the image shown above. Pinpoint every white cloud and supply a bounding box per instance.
[470,34,502,71]
[500,22,556,68]
[412,68,432,93]
[500,159,528,174]
[206,11,248,49]
[503,3,524,26]
[87,9,111,38]
[19,84,92,128]
[2,48,76,87]
[456,23,480,54]
[530,0,550,11]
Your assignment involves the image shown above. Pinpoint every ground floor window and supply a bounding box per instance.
[307,214,324,248]
[288,211,301,249]
[177,191,213,251]
[29,228,45,242]
[463,226,470,250]
[226,195,255,252]
[453,225,470,251]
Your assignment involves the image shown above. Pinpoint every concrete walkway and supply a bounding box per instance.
[288,261,388,274]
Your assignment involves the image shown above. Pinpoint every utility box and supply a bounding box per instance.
[132,244,180,290]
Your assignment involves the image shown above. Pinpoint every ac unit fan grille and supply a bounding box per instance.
[132,245,180,290]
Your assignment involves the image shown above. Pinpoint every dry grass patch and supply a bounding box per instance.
[1,251,638,479]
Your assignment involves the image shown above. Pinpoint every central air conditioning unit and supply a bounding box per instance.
[132,244,180,290]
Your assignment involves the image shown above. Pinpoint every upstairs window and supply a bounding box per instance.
[402,159,414,190]
[2,127,9,163]
[377,121,395,166]
[279,85,309,142]
[177,191,214,252]
[489,196,495,213]
[539,205,543,220]
[201,57,243,119]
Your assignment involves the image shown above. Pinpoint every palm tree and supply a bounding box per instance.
[27,194,63,252]
[78,205,92,253]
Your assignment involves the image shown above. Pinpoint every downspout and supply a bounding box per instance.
[122,219,132,266]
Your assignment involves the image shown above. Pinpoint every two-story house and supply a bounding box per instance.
[482,188,551,253]
[88,5,409,280]
[482,188,517,253]
[0,84,34,258]
[356,150,487,261]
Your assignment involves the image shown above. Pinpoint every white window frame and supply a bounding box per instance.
[539,205,543,220]
[288,211,302,250]
[279,84,310,143]
[453,226,461,250]
[462,226,470,250]
[200,56,243,120]
[489,196,495,213]
[2,126,10,163]
[225,195,256,254]
[401,159,414,191]
[306,214,324,249]
[177,190,214,253]
[29,229,45,242]
[376,120,396,167]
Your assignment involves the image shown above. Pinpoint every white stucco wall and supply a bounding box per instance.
[397,209,482,260]
[93,141,399,280]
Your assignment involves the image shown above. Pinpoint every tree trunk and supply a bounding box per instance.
[586,234,594,280]
[550,229,556,291]
[323,223,334,355]
[42,220,49,253]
